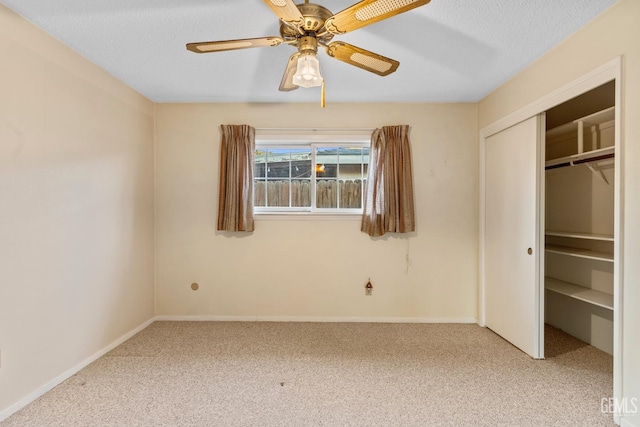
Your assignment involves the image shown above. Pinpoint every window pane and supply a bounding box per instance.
[337,147,364,177]
[333,148,364,209]
[362,147,369,178]
[338,163,363,180]
[266,180,290,207]
[316,147,337,178]
[291,148,312,178]
[254,179,266,207]
[316,179,337,208]
[339,179,362,209]
[291,179,311,207]
[267,149,291,178]
[255,150,266,178]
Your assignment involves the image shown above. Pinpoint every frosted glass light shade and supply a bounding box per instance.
[293,52,323,88]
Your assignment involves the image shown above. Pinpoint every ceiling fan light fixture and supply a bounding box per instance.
[187,0,433,95]
[293,52,323,88]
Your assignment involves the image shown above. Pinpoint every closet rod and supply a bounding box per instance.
[545,153,615,170]
[574,153,615,165]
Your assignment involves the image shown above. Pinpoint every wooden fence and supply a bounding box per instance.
[255,179,364,208]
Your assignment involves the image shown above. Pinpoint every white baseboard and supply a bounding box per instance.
[0,317,155,423]
[154,315,478,324]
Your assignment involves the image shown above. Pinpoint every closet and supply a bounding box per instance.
[543,81,616,355]
[480,63,622,417]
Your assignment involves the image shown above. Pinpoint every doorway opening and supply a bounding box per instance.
[544,81,616,357]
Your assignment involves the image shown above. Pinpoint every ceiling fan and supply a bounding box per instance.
[186,0,431,105]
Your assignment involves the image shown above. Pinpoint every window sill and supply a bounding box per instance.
[254,212,362,221]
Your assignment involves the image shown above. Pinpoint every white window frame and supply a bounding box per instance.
[254,131,371,216]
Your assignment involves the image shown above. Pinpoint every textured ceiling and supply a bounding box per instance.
[1,0,618,103]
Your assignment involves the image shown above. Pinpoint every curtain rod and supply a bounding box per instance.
[255,127,376,132]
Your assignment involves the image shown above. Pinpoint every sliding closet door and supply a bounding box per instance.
[484,115,545,359]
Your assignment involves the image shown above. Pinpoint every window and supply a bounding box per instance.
[254,134,370,214]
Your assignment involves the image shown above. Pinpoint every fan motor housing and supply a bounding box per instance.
[279,3,335,43]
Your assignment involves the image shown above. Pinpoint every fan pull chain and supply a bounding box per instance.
[321,81,326,108]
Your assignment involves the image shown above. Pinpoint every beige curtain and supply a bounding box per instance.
[217,124,255,232]
[361,125,415,237]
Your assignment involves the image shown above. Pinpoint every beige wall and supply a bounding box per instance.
[155,103,478,321]
[479,0,639,424]
[0,5,155,416]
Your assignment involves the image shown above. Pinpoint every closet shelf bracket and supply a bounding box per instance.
[585,162,610,185]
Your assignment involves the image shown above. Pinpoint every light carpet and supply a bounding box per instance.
[1,322,615,426]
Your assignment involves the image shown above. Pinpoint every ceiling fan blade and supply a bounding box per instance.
[279,53,301,92]
[326,42,399,76]
[186,37,283,53]
[325,0,431,34]
[262,0,304,26]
